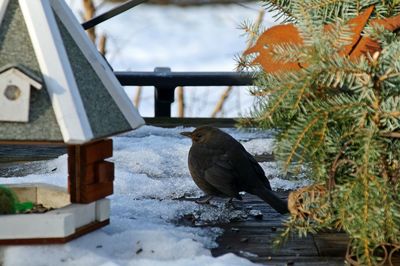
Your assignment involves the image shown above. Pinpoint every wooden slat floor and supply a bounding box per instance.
[210,192,349,265]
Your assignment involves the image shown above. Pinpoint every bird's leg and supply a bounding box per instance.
[225,198,244,209]
[195,195,213,204]
[225,197,236,209]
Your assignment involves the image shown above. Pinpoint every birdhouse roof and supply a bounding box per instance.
[0,64,42,89]
[0,0,144,144]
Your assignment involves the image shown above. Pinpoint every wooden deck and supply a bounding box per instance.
[210,192,348,265]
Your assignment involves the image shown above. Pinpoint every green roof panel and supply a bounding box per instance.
[54,13,132,139]
[0,0,63,142]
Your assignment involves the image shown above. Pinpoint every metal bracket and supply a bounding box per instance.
[154,68,175,117]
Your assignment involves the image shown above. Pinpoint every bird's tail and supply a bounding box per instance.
[253,189,289,214]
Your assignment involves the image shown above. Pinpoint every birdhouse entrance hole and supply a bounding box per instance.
[4,85,21,101]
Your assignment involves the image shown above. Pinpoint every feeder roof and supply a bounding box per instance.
[0,0,144,144]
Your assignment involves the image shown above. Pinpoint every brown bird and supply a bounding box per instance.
[181,126,288,214]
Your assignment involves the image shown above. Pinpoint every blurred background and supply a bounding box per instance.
[66,0,276,117]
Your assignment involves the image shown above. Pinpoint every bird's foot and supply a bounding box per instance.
[195,195,213,204]
[224,198,244,210]
[225,198,237,209]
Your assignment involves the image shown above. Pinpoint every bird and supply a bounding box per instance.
[180,126,289,214]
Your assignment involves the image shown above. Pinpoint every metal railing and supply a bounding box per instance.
[115,68,254,117]
[83,0,255,118]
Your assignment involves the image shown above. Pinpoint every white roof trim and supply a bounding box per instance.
[1,68,43,90]
[0,0,10,25]
[50,0,145,129]
[19,0,94,144]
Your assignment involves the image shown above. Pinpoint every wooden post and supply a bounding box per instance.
[211,86,232,118]
[177,86,184,117]
[68,145,81,202]
[211,9,265,117]
[134,86,142,107]
[98,34,107,56]
[68,139,114,203]
[83,0,96,43]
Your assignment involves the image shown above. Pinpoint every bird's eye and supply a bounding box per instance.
[195,133,202,138]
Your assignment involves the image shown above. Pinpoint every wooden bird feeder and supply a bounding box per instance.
[0,0,144,244]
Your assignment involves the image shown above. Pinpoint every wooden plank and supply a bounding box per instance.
[207,193,352,264]
[254,153,274,162]
[68,140,115,203]
[313,232,348,256]
[68,145,81,202]
[213,226,319,257]
[97,161,114,183]
[81,163,96,185]
[250,256,345,265]
[79,161,114,185]
[81,139,113,164]
[80,181,113,203]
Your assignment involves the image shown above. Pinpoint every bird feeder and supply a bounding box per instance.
[0,0,144,244]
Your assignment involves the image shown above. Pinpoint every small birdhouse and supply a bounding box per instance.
[0,66,42,122]
[0,0,145,244]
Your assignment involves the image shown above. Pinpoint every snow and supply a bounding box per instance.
[0,126,308,266]
[242,138,275,155]
[66,1,278,117]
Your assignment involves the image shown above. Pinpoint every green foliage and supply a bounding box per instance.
[264,0,400,23]
[0,186,34,214]
[0,185,17,214]
[242,1,400,265]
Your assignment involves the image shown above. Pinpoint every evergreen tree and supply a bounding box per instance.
[241,1,400,265]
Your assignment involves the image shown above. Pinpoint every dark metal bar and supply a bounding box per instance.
[115,71,255,87]
[153,68,176,117]
[82,0,147,30]
[115,70,255,118]
[144,117,237,128]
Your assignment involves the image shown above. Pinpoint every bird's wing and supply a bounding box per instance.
[223,143,272,192]
[203,152,241,198]
[244,150,272,190]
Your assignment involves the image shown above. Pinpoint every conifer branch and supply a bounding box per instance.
[380,131,400,138]
[243,1,400,264]
[284,115,320,170]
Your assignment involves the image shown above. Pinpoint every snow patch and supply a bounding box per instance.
[242,138,275,155]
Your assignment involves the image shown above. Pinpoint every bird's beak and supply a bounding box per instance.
[180,131,192,138]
